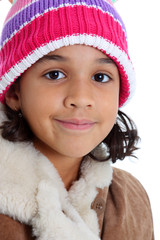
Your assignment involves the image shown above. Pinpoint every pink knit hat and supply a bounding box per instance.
[0,0,135,107]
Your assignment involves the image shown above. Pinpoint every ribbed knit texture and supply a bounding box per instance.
[0,0,135,107]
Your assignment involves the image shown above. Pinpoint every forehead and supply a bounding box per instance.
[47,45,108,59]
[36,45,117,67]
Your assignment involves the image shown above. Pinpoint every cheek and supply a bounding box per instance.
[100,107,117,135]
[19,84,64,140]
[98,92,119,135]
[20,80,59,114]
[18,82,47,132]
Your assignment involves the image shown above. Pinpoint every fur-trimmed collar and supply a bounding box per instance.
[0,107,112,240]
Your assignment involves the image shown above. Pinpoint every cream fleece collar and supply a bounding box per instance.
[0,108,112,240]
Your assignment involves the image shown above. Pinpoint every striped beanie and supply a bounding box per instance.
[0,0,135,107]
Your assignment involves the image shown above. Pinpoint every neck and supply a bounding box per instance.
[54,157,83,190]
[33,139,83,190]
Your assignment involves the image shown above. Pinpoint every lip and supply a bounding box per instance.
[54,118,96,130]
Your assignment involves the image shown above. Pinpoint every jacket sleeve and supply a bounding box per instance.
[101,168,154,240]
[0,214,34,240]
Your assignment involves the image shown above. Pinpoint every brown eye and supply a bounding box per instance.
[92,73,110,83]
[45,71,65,80]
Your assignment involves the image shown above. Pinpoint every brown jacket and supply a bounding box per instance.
[0,168,154,240]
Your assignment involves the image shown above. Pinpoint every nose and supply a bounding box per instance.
[64,79,95,109]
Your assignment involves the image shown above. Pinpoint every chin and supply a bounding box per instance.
[62,146,95,159]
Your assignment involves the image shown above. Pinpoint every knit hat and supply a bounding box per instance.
[0,0,135,107]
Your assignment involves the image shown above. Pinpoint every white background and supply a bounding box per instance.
[0,0,160,238]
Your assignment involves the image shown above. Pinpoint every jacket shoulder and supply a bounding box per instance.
[112,167,150,197]
[102,167,154,240]
[111,167,153,210]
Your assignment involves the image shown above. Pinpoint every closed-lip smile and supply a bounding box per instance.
[54,118,96,130]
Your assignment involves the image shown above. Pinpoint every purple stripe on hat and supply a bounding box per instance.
[1,0,126,46]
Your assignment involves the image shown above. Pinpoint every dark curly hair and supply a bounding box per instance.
[0,104,140,163]
[89,110,140,163]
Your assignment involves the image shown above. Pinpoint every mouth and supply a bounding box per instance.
[54,118,96,130]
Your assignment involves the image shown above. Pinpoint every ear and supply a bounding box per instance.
[5,81,21,111]
[9,0,13,3]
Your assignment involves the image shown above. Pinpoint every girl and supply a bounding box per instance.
[0,0,154,239]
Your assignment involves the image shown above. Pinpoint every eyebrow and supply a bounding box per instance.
[37,54,68,64]
[96,58,116,65]
[36,54,116,66]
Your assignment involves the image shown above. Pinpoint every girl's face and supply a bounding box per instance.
[8,45,120,159]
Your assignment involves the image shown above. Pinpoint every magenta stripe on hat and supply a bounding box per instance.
[0,6,127,77]
[1,0,126,46]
